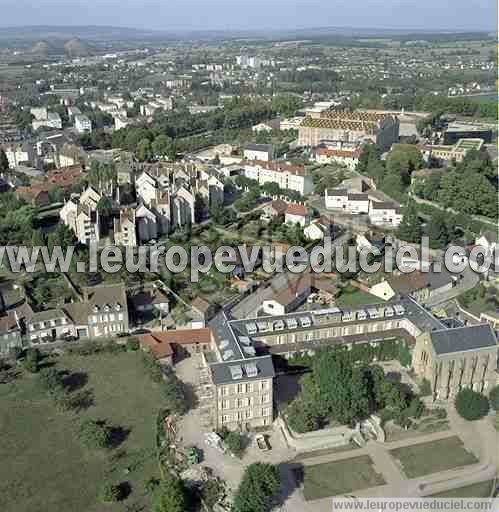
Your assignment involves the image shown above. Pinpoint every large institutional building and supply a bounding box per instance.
[199,295,499,432]
[412,324,498,400]
[298,111,400,151]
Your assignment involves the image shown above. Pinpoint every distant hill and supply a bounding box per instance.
[64,37,90,57]
[30,41,50,56]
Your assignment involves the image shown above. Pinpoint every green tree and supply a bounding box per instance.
[96,197,112,219]
[426,211,449,249]
[153,474,186,512]
[194,193,207,223]
[0,149,9,172]
[224,430,245,457]
[136,138,152,162]
[99,482,122,503]
[31,229,45,247]
[489,385,499,411]
[38,367,63,393]
[79,419,112,449]
[397,201,422,243]
[455,388,490,421]
[126,337,140,351]
[233,463,280,512]
[152,134,173,160]
[23,348,40,373]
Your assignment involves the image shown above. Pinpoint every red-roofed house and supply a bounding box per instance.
[285,203,309,226]
[138,328,213,364]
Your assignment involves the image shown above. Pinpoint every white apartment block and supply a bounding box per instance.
[114,209,137,247]
[74,115,92,133]
[325,189,369,214]
[60,187,101,245]
[32,112,62,131]
[314,144,361,170]
[2,143,33,168]
[243,161,313,195]
[369,201,402,227]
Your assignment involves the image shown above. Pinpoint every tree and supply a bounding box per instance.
[489,385,499,411]
[194,193,207,223]
[153,474,186,512]
[455,388,490,421]
[23,348,40,373]
[126,337,140,351]
[426,211,449,249]
[79,419,112,449]
[38,367,63,393]
[224,430,245,457]
[136,138,152,162]
[0,149,9,172]
[99,482,122,503]
[152,134,173,160]
[233,463,280,512]
[397,201,422,243]
[31,229,45,247]
[96,196,113,217]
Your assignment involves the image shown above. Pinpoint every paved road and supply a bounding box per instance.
[423,265,480,307]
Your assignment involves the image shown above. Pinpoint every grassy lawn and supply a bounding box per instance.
[335,286,381,308]
[429,480,494,498]
[300,455,386,500]
[390,436,478,479]
[0,352,165,512]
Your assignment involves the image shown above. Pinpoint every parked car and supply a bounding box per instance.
[255,434,270,451]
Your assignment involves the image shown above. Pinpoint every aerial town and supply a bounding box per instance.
[0,18,497,512]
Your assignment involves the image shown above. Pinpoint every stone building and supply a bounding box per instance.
[412,324,498,400]
[298,111,399,151]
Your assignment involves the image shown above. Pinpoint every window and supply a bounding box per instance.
[222,400,230,410]
[245,383,252,393]
[109,314,115,322]
[237,383,243,394]
[221,386,229,396]
[222,414,231,423]
[118,313,124,321]
[245,410,252,419]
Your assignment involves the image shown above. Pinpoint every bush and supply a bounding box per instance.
[23,348,41,373]
[223,431,245,457]
[38,367,63,393]
[99,482,122,503]
[434,407,447,420]
[153,474,186,512]
[79,419,112,449]
[489,385,499,411]
[419,378,432,397]
[285,399,321,433]
[455,388,490,421]
[126,337,140,352]
[233,463,280,512]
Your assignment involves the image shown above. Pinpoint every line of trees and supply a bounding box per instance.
[285,344,423,433]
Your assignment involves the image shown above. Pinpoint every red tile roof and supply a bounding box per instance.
[139,334,174,359]
[285,203,307,216]
[139,328,212,359]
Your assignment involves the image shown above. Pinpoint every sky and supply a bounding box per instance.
[0,0,496,31]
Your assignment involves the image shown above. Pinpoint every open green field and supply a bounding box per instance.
[390,436,478,479]
[300,455,386,500]
[0,352,165,512]
[335,286,381,308]
[429,480,494,498]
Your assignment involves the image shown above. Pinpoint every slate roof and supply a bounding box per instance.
[430,324,498,356]
[210,355,275,385]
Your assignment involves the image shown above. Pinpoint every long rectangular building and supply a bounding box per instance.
[298,111,399,151]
